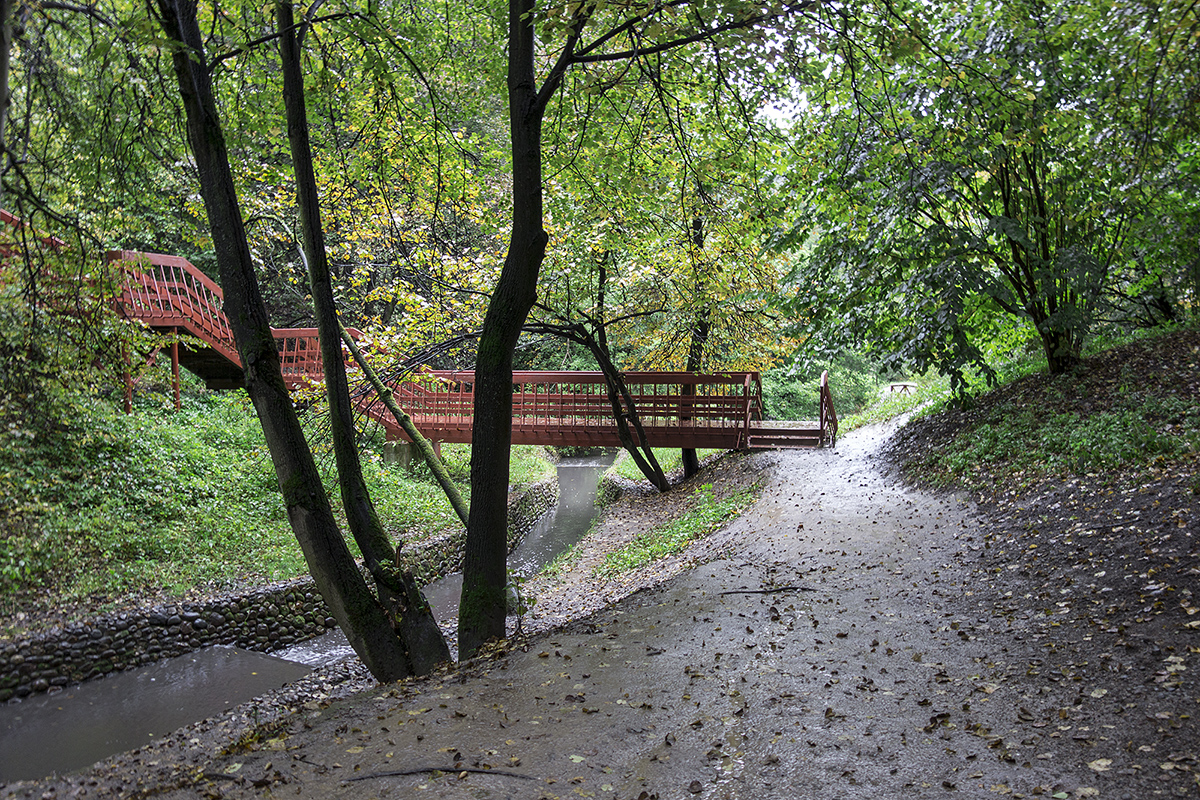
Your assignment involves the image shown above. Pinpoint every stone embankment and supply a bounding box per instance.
[0,477,558,703]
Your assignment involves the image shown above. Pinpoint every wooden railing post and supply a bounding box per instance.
[819,370,838,447]
[741,373,753,449]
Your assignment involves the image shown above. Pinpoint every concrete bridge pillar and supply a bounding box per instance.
[382,441,416,469]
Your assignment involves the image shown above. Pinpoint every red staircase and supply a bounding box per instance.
[109,250,837,450]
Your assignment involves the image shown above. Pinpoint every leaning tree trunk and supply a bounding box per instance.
[338,324,469,527]
[155,0,411,682]
[591,335,669,492]
[277,1,448,674]
[458,0,547,658]
[523,314,669,490]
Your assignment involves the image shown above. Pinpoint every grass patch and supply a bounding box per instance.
[510,445,559,486]
[901,325,1200,490]
[596,482,759,576]
[927,397,1199,481]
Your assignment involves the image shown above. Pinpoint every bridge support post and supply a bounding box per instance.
[382,441,415,470]
[171,327,181,410]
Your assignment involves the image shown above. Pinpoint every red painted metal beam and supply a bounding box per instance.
[107,249,829,449]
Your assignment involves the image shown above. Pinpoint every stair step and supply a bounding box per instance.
[747,428,825,450]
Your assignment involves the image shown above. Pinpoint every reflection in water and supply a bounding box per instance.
[423,453,613,626]
[0,647,311,782]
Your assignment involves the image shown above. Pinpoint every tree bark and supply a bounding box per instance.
[154,0,411,682]
[0,0,12,202]
[682,213,709,478]
[277,1,448,674]
[457,0,547,657]
[1038,323,1082,375]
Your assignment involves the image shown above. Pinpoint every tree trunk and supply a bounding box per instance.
[680,320,708,478]
[525,316,669,491]
[155,0,411,682]
[0,0,12,203]
[592,338,669,492]
[458,0,547,658]
[1039,323,1081,375]
[277,1,448,674]
[682,213,709,479]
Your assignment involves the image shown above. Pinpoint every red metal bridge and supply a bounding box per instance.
[110,250,837,450]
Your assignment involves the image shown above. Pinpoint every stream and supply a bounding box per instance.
[0,452,612,783]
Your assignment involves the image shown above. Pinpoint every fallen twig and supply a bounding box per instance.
[344,766,538,782]
[719,585,816,596]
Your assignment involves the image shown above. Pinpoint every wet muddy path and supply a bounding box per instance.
[3,422,1190,799]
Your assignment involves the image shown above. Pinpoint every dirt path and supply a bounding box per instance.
[4,422,1195,799]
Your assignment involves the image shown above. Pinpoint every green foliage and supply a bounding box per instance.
[0,388,503,611]
[596,482,759,575]
[509,446,559,486]
[1,391,287,599]
[778,0,1200,391]
[763,353,883,419]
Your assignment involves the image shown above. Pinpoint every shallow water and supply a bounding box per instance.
[422,453,613,626]
[0,452,613,781]
[0,646,311,782]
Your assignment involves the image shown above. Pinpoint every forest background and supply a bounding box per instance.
[0,0,1196,665]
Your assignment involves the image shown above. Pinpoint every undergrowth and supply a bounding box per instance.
[596,482,760,575]
[897,325,1200,491]
[0,386,551,617]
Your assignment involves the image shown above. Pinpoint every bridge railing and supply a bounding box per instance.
[387,370,763,439]
[109,250,241,365]
[819,370,839,447]
[110,250,369,386]
[106,248,768,445]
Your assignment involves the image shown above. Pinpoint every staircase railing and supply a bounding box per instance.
[819,370,839,447]
[109,250,240,366]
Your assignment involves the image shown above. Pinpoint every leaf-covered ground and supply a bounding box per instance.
[1,332,1197,799]
[882,327,1200,799]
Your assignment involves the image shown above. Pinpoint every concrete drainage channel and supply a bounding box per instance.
[0,455,616,783]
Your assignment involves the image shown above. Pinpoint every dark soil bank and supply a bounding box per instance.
[3,408,1194,799]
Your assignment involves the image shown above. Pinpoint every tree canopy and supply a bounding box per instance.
[778,0,1199,391]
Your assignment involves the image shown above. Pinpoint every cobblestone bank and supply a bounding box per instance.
[0,477,558,702]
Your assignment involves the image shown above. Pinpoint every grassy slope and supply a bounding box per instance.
[0,388,554,627]
[891,326,1200,492]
